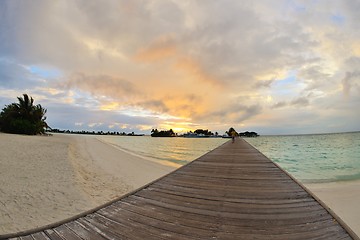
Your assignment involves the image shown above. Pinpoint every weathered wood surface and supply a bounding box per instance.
[2,138,356,239]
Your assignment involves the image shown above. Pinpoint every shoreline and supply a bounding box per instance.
[68,134,176,199]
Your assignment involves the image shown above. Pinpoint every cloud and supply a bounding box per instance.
[134,99,169,113]
[272,101,287,109]
[196,101,263,126]
[290,97,310,107]
[342,71,360,97]
[134,35,177,62]
[254,79,275,89]
[271,96,310,109]
[1,0,360,134]
[64,72,139,99]
[297,66,332,91]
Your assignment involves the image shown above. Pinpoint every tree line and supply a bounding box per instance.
[152,127,259,138]
[151,129,176,137]
[49,129,144,136]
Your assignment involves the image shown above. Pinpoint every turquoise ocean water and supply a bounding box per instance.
[245,132,360,183]
[99,132,360,183]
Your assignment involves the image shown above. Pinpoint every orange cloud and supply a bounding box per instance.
[134,35,177,62]
[352,41,360,56]
[162,94,204,118]
[100,102,119,111]
[174,57,221,86]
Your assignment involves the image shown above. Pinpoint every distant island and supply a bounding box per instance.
[151,129,176,137]
[49,129,144,136]
[183,129,219,138]
[239,131,259,137]
[151,128,259,138]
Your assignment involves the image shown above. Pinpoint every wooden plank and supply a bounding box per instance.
[134,188,323,214]
[29,232,50,240]
[99,204,214,239]
[19,236,33,240]
[53,225,82,240]
[96,209,199,240]
[122,195,333,224]
[159,177,304,192]
[151,182,312,200]
[118,200,220,232]
[145,186,317,205]
[216,225,350,240]
[83,213,142,240]
[152,175,298,189]
[43,229,65,240]
[118,197,340,236]
[65,221,108,240]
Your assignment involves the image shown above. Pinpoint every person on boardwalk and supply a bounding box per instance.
[231,130,236,143]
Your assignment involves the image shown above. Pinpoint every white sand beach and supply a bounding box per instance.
[306,181,360,237]
[0,133,175,235]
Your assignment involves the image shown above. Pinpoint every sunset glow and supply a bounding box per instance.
[0,0,359,134]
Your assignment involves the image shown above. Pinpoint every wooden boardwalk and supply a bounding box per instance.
[2,139,357,240]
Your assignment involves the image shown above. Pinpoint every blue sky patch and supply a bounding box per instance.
[331,14,345,25]
[29,66,62,79]
[277,71,298,85]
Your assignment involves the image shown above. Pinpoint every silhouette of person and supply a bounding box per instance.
[231,130,236,143]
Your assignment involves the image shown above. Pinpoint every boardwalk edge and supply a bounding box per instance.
[242,139,359,240]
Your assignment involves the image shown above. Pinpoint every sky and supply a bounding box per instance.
[0,0,359,135]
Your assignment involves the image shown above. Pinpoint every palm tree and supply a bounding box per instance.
[17,94,34,118]
[33,103,49,133]
[0,94,49,134]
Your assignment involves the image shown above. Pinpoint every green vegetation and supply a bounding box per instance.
[49,129,144,136]
[194,129,213,136]
[183,129,218,138]
[0,94,49,135]
[239,131,259,137]
[151,129,176,137]
[225,127,259,137]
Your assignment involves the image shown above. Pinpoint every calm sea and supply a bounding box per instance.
[98,136,228,166]
[99,132,360,183]
[245,132,360,183]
